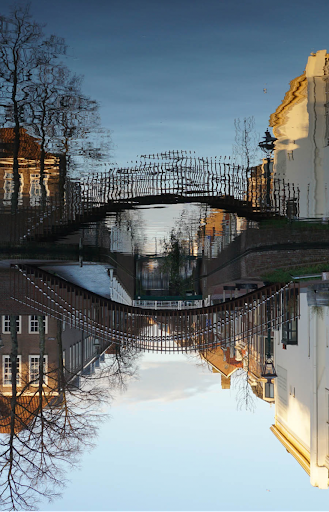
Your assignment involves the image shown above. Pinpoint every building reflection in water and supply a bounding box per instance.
[270,49,329,219]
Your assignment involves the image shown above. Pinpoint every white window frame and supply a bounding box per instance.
[2,355,22,387]
[28,315,48,334]
[3,172,24,206]
[2,315,21,335]
[28,355,48,386]
[29,173,49,206]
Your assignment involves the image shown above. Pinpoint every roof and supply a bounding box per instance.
[201,346,242,377]
[0,128,52,160]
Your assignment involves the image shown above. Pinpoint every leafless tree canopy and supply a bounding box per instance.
[232,116,260,169]
[0,318,140,511]
[0,3,111,212]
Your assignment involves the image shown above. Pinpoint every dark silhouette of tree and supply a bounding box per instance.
[0,4,109,216]
[0,5,65,177]
[0,318,140,511]
[232,116,260,170]
[99,344,140,393]
[161,226,199,296]
[48,71,108,179]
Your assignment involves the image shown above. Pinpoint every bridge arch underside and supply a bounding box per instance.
[11,265,299,354]
[102,194,277,220]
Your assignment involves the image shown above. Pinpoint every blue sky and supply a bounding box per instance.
[40,354,329,511]
[8,0,329,166]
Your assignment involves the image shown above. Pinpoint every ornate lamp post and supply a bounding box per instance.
[258,129,277,209]
[261,301,277,399]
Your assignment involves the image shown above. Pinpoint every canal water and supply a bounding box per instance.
[2,1,329,510]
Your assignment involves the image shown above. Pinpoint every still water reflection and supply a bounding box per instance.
[1,38,329,510]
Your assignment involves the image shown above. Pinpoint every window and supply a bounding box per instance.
[2,355,21,386]
[29,174,49,206]
[282,289,298,345]
[2,315,21,334]
[3,172,23,206]
[29,315,48,334]
[29,355,48,386]
[282,319,298,345]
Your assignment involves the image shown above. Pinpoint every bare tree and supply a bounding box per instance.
[232,116,260,170]
[48,71,109,179]
[0,5,65,175]
[233,369,256,412]
[0,4,66,215]
[0,321,109,510]
[100,344,140,393]
[233,339,256,413]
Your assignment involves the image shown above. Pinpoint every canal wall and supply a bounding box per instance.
[202,224,329,290]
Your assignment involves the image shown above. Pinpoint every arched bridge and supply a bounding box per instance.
[11,264,300,354]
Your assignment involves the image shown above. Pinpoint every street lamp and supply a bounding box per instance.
[261,357,277,381]
[261,301,277,399]
[258,129,277,153]
[258,129,277,209]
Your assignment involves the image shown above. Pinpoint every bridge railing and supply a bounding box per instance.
[11,264,300,354]
[1,156,300,244]
[84,158,299,218]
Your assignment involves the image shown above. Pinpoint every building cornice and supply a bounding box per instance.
[271,420,310,476]
[269,73,307,138]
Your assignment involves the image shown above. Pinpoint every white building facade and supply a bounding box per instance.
[272,286,329,488]
[270,50,329,218]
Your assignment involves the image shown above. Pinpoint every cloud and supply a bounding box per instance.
[113,359,219,406]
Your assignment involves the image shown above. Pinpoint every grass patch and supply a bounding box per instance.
[262,262,329,283]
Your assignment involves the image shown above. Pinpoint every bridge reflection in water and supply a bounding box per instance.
[0,154,300,245]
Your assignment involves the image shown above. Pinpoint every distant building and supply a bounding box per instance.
[0,127,60,207]
[200,346,242,389]
[0,312,101,432]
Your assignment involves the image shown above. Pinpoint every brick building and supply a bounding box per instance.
[0,127,61,208]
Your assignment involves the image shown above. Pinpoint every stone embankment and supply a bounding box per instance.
[202,224,329,293]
